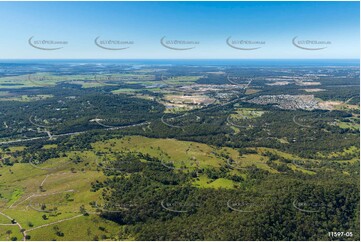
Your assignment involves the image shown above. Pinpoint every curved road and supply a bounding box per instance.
[0,121,150,146]
[0,211,26,241]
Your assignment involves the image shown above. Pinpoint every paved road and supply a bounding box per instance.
[0,121,149,146]
[160,78,252,129]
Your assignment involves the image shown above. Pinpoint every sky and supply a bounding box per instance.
[0,1,359,59]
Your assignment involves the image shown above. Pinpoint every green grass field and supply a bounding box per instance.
[0,135,355,240]
[0,73,156,89]
[230,108,265,120]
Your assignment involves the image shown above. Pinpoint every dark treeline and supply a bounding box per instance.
[92,152,359,241]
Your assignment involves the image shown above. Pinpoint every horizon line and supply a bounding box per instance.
[0,58,359,61]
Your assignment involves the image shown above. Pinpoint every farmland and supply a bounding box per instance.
[0,60,359,240]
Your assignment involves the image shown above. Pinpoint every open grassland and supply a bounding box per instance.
[161,76,203,85]
[92,136,276,172]
[0,135,356,240]
[0,225,23,241]
[193,176,236,189]
[230,108,265,120]
[0,157,115,240]
[91,136,323,176]
[316,146,359,162]
[0,73,156,89]
[27,215,122,241]
[335,115,360,130]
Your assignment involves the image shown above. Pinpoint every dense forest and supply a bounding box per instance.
[92,152,359,241]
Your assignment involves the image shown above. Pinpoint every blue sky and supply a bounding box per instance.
[0,1,359,59]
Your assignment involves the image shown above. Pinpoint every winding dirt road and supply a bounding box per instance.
[0,211,27,241]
